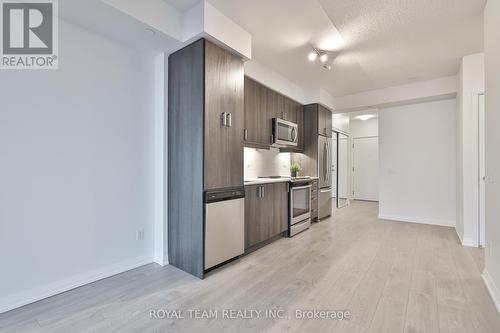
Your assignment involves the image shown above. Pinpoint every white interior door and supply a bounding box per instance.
[479,94,486,247]
[353,137,379,201]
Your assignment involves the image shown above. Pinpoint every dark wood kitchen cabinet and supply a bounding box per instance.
[168,39,244,278]
[204,41,244,190]
[291,103,333,177]
[245,183,288,249]
[311,179,319,221]
[271,182,289,236]
[244,76,304,152]
[269,89,285,120]
[245,185,272,248]
[244,76,273,148]
[318,104,333,137]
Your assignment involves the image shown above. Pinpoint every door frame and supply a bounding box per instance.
[330,131,338,200]
[476,92,486,247]
[336,131,350,208]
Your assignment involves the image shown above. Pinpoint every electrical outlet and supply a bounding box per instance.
[136,229,145,241]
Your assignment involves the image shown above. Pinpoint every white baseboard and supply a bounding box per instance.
[378,214,455,227]
[0,255,153,314]
[154,256,169,267]
[482,269,500,315]
[454,228,478,247]
[461,238,477,247]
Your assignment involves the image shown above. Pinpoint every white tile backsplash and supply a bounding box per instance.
[244,147,291,179]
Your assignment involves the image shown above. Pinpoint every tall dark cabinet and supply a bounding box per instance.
[204,41,244,190]
[168,39,244,278]
[291,103,333,221]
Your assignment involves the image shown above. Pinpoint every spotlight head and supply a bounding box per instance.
[308,51,318,62]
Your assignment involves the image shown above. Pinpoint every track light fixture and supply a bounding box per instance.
[307,46,335,70]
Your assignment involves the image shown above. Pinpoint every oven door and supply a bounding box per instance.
[290,184,312,224]
[273,118,298,146]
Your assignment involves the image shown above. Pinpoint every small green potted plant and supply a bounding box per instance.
[290,162,302,178]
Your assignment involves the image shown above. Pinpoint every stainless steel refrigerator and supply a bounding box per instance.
[318,135,333,219]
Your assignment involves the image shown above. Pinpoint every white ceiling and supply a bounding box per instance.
[208,0,485,97]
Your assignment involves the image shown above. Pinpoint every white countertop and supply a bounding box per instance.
[244,176,318,186]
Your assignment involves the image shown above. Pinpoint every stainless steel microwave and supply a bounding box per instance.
[272,118,298,147]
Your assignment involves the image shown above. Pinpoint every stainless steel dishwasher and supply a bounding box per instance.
[204,188,245,270]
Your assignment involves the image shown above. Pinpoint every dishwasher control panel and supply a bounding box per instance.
[205,188,245,203]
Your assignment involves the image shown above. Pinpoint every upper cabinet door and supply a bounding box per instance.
[283,97,297,123]
[204,41,244,190]
[270,90,286,120]
[279,99,304,152]
[318,105,332,137]
[244,77,272,147]
[294,102,304,150]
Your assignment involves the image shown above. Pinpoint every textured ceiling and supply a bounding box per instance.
[208,0,485,97]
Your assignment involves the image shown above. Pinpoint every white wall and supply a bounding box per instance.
[102,0,184,40]
[332,113,350,133]
[244,148,290,179]
[203,1,252,59]
[378,99,457,227]
[483,0,500,313]
[0,20,158,313]
[304,88,336,111]
[350,112,379,138]
[456,53,485,246]
[244,59,305,104]
[333,76,458,112]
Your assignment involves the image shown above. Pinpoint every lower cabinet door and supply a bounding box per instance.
[271,183,288,236]
[245,183,289,249]
[245,185,271,248]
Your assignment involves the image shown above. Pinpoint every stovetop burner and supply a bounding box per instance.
[256,176,313,184]
[258,176,312,179]
[258,176,285,179]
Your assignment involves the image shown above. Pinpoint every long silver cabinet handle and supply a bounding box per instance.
[221,112,227,127]
[226,113,232,127]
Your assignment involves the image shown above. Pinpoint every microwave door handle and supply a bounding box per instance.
[291,127,297,142]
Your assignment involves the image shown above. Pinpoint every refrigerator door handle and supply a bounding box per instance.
[325,142,330,181]
[323,142,328,182]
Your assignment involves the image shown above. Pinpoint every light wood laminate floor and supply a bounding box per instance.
[1,201,499,333]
